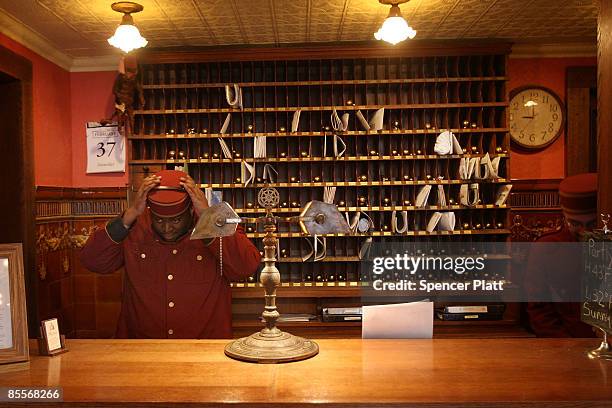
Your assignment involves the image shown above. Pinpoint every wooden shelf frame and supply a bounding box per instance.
[132,46,513,331]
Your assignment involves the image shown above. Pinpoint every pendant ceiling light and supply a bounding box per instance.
[108,2,148,53]
[374,0,417,45]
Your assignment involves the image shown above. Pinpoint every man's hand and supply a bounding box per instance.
[180,175,209,217]
[123,175,161,227]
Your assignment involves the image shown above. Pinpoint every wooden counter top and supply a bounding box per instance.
[0,338,610,407]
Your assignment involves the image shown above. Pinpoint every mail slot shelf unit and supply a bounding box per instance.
[132,45,511,292]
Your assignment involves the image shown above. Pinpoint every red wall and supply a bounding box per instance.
[70,72,129,187]
[0,33,72,186]
[508,57,596,180]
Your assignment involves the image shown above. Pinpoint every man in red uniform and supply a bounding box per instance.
[80,170,261,339]
[526,173,597,337]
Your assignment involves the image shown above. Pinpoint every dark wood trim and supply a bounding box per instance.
[137,41,513,64]
[509,178,561,191]
[509,179,561,213]
[599,0,612,219]
[0,45,35,337]
[36,186,128,200]
[566,66,597,176]
[567,66,597,89]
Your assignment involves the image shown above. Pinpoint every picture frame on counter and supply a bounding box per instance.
[0,243,29,365]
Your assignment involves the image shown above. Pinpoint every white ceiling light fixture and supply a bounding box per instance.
[374,0,417,45]
[108,2,148,53]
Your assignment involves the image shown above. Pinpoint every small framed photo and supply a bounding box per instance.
[39,318,67,356]
[0,243,29,365]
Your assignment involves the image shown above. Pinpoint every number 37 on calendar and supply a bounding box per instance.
[86,122,126,174]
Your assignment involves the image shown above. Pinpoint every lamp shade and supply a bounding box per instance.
[108,22,148,53]
[374,16,417,45]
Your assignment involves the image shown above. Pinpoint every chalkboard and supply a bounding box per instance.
[581,231,612,333]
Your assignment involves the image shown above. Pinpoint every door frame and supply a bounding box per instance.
[0,45,36,336]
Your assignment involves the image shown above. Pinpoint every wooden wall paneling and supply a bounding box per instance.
[599,0,612,218]
[566,66,597,176]
[36,188,127,338]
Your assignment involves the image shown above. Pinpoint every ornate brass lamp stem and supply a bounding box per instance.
[223,188,319,363]
[260,218,281,335]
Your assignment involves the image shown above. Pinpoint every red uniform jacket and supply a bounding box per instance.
[526,227,594,337]
[79,210,261,339]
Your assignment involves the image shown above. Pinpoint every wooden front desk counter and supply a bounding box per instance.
[0,339,611,407]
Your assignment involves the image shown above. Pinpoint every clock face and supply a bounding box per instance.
[509,86,564,150]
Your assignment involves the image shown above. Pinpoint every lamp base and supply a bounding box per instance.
[225,328,318,363]
[111,2,144,14]
[587,339,612,360]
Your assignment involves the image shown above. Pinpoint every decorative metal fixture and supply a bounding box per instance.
[374,0,417,45]
[108,2,148,53]
[191,188,350,363]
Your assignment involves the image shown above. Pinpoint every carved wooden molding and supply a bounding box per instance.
[35,188,122,280]
[509,178,562,210]
[510,213,564,242]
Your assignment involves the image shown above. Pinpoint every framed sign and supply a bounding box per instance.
[0,243,29,365]
[39,318,67,356]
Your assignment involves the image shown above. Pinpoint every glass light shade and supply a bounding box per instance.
[108,24,148,53]
[374,16,417,45]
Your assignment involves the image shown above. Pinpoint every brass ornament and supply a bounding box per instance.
[223,190,353,362]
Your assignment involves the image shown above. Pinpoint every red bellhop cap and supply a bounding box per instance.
[147,170,191,217]
[558,173,598,216]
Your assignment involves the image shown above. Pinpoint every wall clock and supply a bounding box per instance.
[509,85,565,150]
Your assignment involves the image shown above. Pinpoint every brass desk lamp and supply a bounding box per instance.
[191,187,350,363]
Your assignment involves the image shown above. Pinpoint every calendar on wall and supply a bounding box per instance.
[86,122,125,173]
